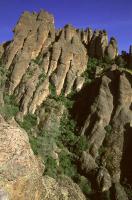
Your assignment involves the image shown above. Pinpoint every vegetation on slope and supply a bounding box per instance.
[0,56,131,198]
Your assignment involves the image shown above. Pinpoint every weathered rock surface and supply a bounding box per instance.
[73,69,132,197]
[42,176,86,200]
[0,9,132,200]
[0,116,44,200]
[106,37,118,59]
[1,10,119,116]
[0,116,87,200]
[88,30,109,58]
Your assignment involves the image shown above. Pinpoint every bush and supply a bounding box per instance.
[0,104,19,120]
[59,150,77,177]
[29,136,41,155]
[32,56,42,65]
[0,60,8,87]
[103,56,115,65]
[105,125,112,135]
[83,58,98,83]
[49,83,57,98]
[74,135,89,156]
[0,94,19,120]
[37,71,47,87]
[44,156,58,178]
[115,56,127,68]
[74,175,92,195]
[19,113,37,132]
[4,94,18,105]
[59,112,77,148]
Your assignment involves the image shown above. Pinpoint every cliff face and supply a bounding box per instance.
[73,70,132,198]
[0,10,132,200]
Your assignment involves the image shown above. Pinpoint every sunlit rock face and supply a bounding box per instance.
[1,10,119,116]
[0,116,44,200]
[1,9,132,200]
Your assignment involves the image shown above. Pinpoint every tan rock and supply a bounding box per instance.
[42,175,86,200]
[4,10,55,94]
[106,37,118,59]
[88,30,108,58]
[0,117,44,200]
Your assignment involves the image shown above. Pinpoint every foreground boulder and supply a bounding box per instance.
[43,176,86,200]
[0,116,86,200]
[0,116,44,200]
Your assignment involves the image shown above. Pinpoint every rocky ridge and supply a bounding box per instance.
[1,10,119,116]
[0,10,132,200]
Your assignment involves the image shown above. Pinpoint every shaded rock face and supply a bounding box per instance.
[72,70,132,198]
[88,30,109,58]
[0,116,44,200]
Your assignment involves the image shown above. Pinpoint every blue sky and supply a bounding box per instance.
[0,0,132,52]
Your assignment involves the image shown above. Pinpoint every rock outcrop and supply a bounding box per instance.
[1,10,119,116]
[0,116,87,200]
[73,69,132,198]
[43,176,86,200]
[0,116,44,200]
[88,30,109,58]
[0,9,132,200]
[106,37,118,59]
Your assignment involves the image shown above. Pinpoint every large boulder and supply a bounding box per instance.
[0,116,44,200]
[42,176,86,200]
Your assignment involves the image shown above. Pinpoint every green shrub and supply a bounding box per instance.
[59,150,77,177]
[115,56,127,68]
[57,94,74,109]
[44,156,58,178]
[83,58,98,83]
[74,135,88,156]
[0,94,19,120]
[0,61,8,87]
[0,104,19,120]
[49,83,57,98]
[59,112,77,148]
[105,125,112,135]
[37,71,47,87]
[19,113,37,132]
[29,136,40,155]
[32,56,42,65]
[103,56,115,65]
[74,175,92,195]
[4,94,18,106]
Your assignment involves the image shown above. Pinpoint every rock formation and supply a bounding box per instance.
[0,9,132,200]
[0,116,44,200]
[106,37,118,59]
[0,116,86,200]
[73,69,132,199]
